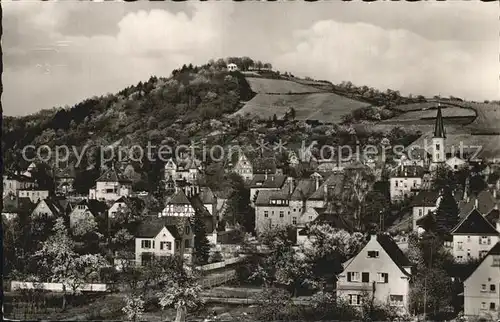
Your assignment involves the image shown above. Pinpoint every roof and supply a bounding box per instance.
[309,173,345,200]
[166,189,191,205]
[485,208,499,225]
[2,195,35,213]
[410,190,440,207]
[188,195,213,218]
[390,165,426,178]
[76,199,108,217]
[54,167,76,179]
[4,173,36,182]
[199,187,216,204]
[254,183,293,206]
[249,174,287,189]
[290,178,317,200]
[96,167,132,183]
[376,234,412,276]
[136,217,183,239]
[450,208,500,235]
[465,242,500,281]
[312,208,354,233]
[252,158,277,174]
[41,198,67,216]
[458,189,499,217]
[114,196,146,213]
[433,104,446,138]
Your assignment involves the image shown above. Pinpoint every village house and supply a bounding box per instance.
[54,167,76,195]
[164,157,202,185]
[410,190,440,232]
[249,173,287,208]
[2,194,35,221]
[389,165,425,202]
[458,189,500,219]
[3,173,36,197]
[108,196,146,219]
[449,208,500,261]
[31,197,71,220]
[135,216,195,266]
[232,153,253,181]
[463,242,500,320]
[88,166,132,202]
[254,178,294,234]
[17,188,50,204]
[336,233,412,315]
[160,188,215,233]
[22,162,37,178]
[69,199,108,228]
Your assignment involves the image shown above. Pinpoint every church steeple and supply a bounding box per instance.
[433,102,446,139]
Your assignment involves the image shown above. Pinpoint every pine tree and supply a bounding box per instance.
[272,114,278,123]
[193,214,211,265]
[433,187,460,237]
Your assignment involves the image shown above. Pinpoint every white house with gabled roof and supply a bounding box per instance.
[336,233,412,315]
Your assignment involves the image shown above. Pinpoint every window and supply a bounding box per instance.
[480,250,488,258]
[160,241,172,250]
[457,242,463,250]
[481,284,487,292]
[264,211,269,218]
[141,240,152,249]
[490,302,496,311]
[348,294,361,306]
[490,284,496,292]
[185,239,190,248]
[390,295,404,306]
[362,272,369,283]
[467,236,471,242]
[309,216,312,220]
[467,249,471,257]
[481,302,487,310]
[413,180,417,187]
[395,181,398,187]
[457,256,463,260]
[185,226,190,235]
[367,251,379,258]
[436,144,440,150]
[175,241,180,249]
[279,211,284,218]
[106,188,114,193]
[292,217,297,225]
[347,272,360,282]
[418,209,423,216]
[377,273,388,283]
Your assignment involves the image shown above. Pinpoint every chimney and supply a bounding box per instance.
[265,170,268,180]
[288,177,294,194]
[494,203,498,211]
[370,233,377,241]
[315,177,319,191]
[493,189,497,199]
[474,198,478,209]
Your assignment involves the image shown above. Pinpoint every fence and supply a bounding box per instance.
[10,281,109,292]
[200,270,237,289]
[196,255,246,272]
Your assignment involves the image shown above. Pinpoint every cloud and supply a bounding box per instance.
[3,2,234,115]
[275,19,498,101]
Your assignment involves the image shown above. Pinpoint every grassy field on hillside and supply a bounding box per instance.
[245,77,324,94]
[379,106,476,123]
[465,102,500,133]
[232,92,370,123]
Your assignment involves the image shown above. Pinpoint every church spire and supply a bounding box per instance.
[433,101,446,138]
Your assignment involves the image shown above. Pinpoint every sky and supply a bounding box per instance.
[3,0,499,116]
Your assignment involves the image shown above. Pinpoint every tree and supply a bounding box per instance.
[223,173,254,232]
[272,114,278,123]
[289,108,296,120]
[122,295,145,322]
[433,188,460,237]
[343,167,375,230]
[157,260,203,322]
[193,214,211,265]
[34,218,107,310]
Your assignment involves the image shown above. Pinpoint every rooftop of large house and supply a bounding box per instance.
[458,189,500,218]
[136,217,187,239]
[76,199,108,216]
[450,208,500,235]
[390,165,426,178]
[410,190,440,207]
[114,196,146,213]
[2,195,35,213]
[309,173,346,200]
[96,167,132,183]
[250,174,287,189]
